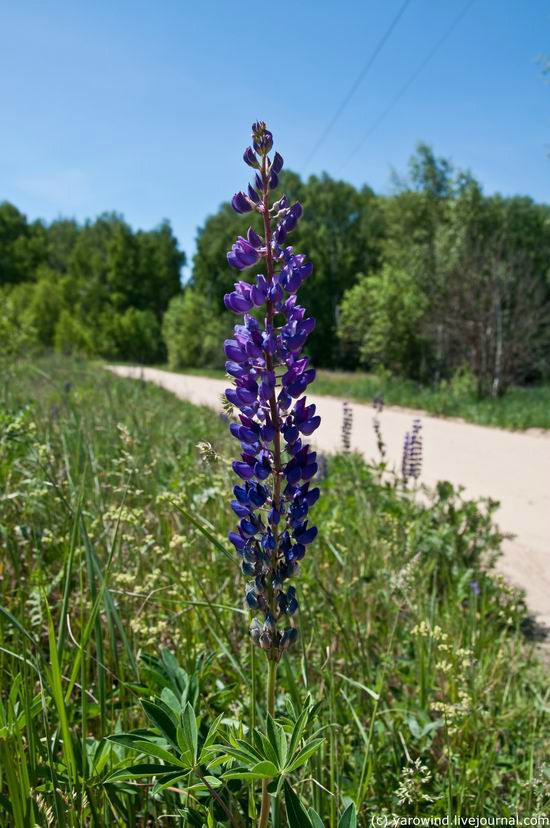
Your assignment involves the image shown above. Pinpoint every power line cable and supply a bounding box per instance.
[339,0,477,173]
[303,0,413,170]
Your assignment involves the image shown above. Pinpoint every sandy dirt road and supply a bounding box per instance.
[109,366,550,628]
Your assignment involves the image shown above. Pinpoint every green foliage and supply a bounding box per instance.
[335,146,550,390]
[433,179,550,394]
[21,267,65,346]
[162,289,232,369]
[338,265,429,378]
[0,288,38,365]
[0,356,548,826]
[105,689,325,821]
[0,201,47,285]
[53,309,93,355]
[0,205,184,362]
[4,139,550,390]
[286,174,383,366]
[186,147,550,390]
[190,171,384,367]
[98,306,162,363]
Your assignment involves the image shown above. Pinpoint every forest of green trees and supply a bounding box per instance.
[0,206,184,363]
[3,144,550,396]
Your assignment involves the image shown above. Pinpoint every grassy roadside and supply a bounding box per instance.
[1,354,548,823]
[144,364,550,432]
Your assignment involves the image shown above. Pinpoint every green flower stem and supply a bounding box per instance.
[250,614,257,821]
[258,658,278,828]
[250,609,257,732]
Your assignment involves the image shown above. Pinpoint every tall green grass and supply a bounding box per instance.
[0,355,548,826]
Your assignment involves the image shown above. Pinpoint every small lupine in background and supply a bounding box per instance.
[402,430,411,480]
[341,400,353,453]
[372,395,386,460]
[316,451,329,482]
[470,578,481,596]
[402,418,423,484]
[410,418,423,477]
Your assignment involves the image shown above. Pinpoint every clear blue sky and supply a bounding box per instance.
[1,0,548,274]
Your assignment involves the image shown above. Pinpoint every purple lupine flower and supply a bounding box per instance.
[224,121,319,661]
[409,418,423,479]
[401,431,411,482]
[342,401,353,453]
[231,192,253,214]
[402,418,423,483]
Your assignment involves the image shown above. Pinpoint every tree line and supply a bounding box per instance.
[171,144,550,396]
[0,206,184,363]
[3,143,550,395]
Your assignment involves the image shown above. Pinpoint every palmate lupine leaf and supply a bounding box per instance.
[287,707,310,757]
[205,731,264,770]
[140,698,179,749]
[257,731,280,768]
[206,701,324,791]
[222,761,279,781]
[106,704,226,797]
[198,713,224,763]
[153,773,222,796]
[123,739,186,768]
[105,731,176,778]
[176,702,198,767]
[266,713,288,767]
[106,731,159,751]
[205,733,264,769]
[285,737,325,773]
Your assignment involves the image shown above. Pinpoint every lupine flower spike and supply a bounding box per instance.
[402,418,423,483]
[224,122,320,663]
[342,401,353,453]
[372,395,386,460]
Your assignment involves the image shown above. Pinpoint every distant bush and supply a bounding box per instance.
[338,265,430,379]
[21,268,65,346]
[98,306,162,363]
[0,288,38,362]
[162,289,231,369]
[54,309,93,355]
